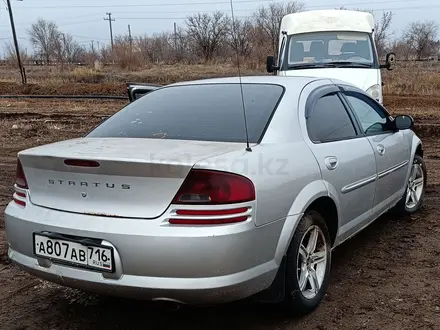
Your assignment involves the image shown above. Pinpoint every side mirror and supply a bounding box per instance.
[380,52,396,70]
[266,56,275,73]
[394,115,414,130]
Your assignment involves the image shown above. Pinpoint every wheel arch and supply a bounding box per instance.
[260,185,339,304]
[404,134,424,183]
[275,180,340,263]
[306,196,339,246]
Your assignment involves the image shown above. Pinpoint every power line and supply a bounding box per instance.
[71,34,110,41]
[13,0,427,10]
[58,19,101,27]
[0,36,26,40]
[14,0,275,9]
[113,2,440,20]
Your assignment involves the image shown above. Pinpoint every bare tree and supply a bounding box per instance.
[373,11,393,58]
[27,18,60,64]
[3,41,29,66]
[253,1,305,55]
[403,20,439,60]
[100,45,112,63]
[229,17,253,57]
[136,33,174,64]
[54,33,85,68]
[390,39,413,61]
[185,11,231,62]
[173,26,192,63]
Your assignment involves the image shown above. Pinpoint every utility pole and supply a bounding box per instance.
[104,12,115,52]
[6,0,26,84]
[128,24,132,53]
[174,22,177,49]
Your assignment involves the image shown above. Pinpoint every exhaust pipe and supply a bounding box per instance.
[151,297,184,312]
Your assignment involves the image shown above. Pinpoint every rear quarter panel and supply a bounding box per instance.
[193,142,323,226]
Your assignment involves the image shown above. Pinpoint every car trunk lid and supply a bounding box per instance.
[18,137,246,218]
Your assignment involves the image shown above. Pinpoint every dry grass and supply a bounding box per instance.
[0,99,126,116]
[0,63,264,85]
[1,61,440,96]
[383,61,440,96]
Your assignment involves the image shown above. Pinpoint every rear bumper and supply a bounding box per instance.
[8,247,278,304]
[4,202,293,304]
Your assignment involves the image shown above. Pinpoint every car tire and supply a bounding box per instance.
[283,210,332,316]
[394,154,427,215]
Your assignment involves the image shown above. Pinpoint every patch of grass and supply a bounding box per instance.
[383,61,440,96]
[2,61,440,96]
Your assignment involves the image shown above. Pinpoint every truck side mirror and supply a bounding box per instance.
[266,56,280,75]
[380,52,396,70]
[266,56,275,73]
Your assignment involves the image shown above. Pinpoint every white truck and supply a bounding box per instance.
[266,9,396,104]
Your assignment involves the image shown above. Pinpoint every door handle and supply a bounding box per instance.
[324,156,338,170]
[377,144,385,156]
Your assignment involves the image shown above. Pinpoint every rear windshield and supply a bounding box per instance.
[87,83,285,143]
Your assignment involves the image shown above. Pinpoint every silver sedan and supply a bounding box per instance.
[4,75,426,315]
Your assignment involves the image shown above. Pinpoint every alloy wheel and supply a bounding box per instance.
[405,162,424,209]
[296,225,328,300]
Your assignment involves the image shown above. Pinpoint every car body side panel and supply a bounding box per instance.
[366,131,411,218]
[296,80,379,240]
[308,140,377,231]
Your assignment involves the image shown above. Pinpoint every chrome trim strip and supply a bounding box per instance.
[341,174,377,194]
[341,160,409,194]
[377,160,409,179]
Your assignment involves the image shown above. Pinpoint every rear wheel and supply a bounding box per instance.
[394,154,427,214]
[284,210,332,315]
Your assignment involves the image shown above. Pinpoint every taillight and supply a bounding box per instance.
[14,158,28,207]
[175,207,249,216]
[15,159,28,189]
[170,170,254,225]
[169,207,250,225]
[172,169,255,205]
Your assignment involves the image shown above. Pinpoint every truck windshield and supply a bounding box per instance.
[285,31,376,69]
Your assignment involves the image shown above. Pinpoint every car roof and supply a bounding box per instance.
[168,75,330,90]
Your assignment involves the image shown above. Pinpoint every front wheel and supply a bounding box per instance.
[394,154,427,214]
[284,210,332,315]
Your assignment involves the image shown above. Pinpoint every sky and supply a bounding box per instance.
[0,0,438,55]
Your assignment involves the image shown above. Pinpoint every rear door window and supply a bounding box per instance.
[88,83,285,143]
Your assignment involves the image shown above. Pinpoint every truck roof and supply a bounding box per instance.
[280,9,374,35]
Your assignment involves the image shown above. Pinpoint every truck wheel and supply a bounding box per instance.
[284,210,332,315]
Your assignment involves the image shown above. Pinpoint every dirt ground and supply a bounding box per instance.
[1,93,440,330]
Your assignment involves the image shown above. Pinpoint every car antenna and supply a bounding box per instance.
[229,0,252,152]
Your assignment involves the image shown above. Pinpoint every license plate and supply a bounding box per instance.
[33,233,114,272]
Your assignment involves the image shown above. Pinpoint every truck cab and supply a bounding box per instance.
[266,9,396,104]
